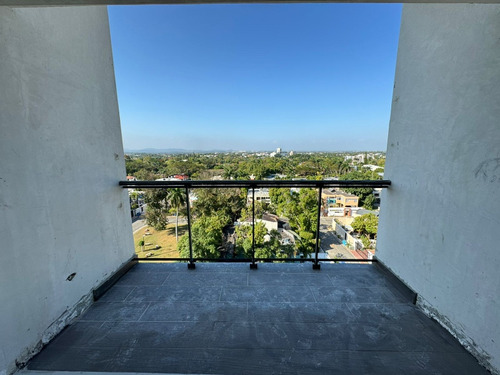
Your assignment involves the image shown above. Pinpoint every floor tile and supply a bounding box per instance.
[248,272,332,286]
[221,286,315,302]
[79,302,149,322]
[164,271,247,286]
[140,301,248,322]
[115,271,170,286]
[125,285,222,302]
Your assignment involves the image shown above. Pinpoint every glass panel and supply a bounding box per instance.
[189,187,249,261]
[133,188,187,261]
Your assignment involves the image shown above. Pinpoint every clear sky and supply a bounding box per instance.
[108,3,402,152]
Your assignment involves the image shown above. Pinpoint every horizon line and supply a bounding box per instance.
[124,148,387,154]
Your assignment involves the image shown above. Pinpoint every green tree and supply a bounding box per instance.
[363,194,375,210]
[144,188,186,235]
[193,188,245,223]
[223,165,237,179]
[270,230,295,259]
[361,236,372,249]
[254,229,294,259]
[177,213,229,259]
[269,187,318,258]
[235,224,295,259]
[239,200,268,222]
[235,221,267,258]
[269,188,294,217]
[168,188,186,242]
[138,239,145,251]
[351,213,379,239]
[144,189,169,230]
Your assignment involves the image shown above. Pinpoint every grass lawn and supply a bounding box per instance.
[133,223,187,259]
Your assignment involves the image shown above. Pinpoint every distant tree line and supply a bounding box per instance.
[125,152,384,182]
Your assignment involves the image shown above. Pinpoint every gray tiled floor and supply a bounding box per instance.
[29,263,488,374]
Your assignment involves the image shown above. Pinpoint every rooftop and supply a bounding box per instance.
[322,189,358,198]
[28,262,487,374]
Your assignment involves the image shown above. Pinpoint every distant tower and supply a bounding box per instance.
[289,150,294,156]
[276,147,282,153]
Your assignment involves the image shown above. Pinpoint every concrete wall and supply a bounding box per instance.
[377,4,500,374]
[334,222,362,250]
[0,7,134,375]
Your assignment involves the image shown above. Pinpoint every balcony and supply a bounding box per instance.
[2,4,499,375]
[28,262,487,374]
[24,179,487,374]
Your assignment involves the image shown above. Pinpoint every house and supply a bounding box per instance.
[260,213,279,232]
[173,174,189,180]
[237,212,278,233]
[362,164,384,172]
[155,177,178,181]
[322,189,359,216]
[246,188,271,204]
[236,213,296,246]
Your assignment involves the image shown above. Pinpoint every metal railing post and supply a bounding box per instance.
[313,186,322,270]
[185,186,195,269]
[250,187,257,269]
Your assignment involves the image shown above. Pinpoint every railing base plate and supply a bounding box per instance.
[250,263,258,270]
[312,263,321,270]
[187,263,196,270]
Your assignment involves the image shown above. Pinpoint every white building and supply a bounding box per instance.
[246,188,271,204]
[363,164,384,172]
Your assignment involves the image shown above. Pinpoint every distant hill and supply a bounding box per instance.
[124,148,235,154]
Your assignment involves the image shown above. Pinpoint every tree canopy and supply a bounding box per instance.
[351,213,379,239]
[269,188,318,257]
[178,213,229,259]
[193,188,245,223]
[125,152,385,182]
[144,189,170,230]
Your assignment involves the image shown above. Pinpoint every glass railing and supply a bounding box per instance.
[120,179,390,269]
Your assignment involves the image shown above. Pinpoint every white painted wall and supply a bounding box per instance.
[0,7,134,375]
[377,4,500,374]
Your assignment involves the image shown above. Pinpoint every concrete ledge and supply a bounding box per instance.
[20,371,201,375]
[92,255,138,301]
[374,257,418,304]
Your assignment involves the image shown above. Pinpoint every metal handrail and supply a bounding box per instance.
[120,179,391,189]
[120,179,390,269]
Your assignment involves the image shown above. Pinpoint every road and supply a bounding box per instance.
[319,217,353,259]
[132,218,146,233]
[132,216,187,234]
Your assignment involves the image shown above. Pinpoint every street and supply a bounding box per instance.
[319,217,353,259]
[132,215,187,234]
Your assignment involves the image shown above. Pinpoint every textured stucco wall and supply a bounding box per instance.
[377,4,500,374]
[0,7,134,374]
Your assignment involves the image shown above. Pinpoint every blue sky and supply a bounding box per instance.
[108,4,402,152]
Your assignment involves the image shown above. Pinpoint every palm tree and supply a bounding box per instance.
[168,188,186,242]
[223,165,237,180]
